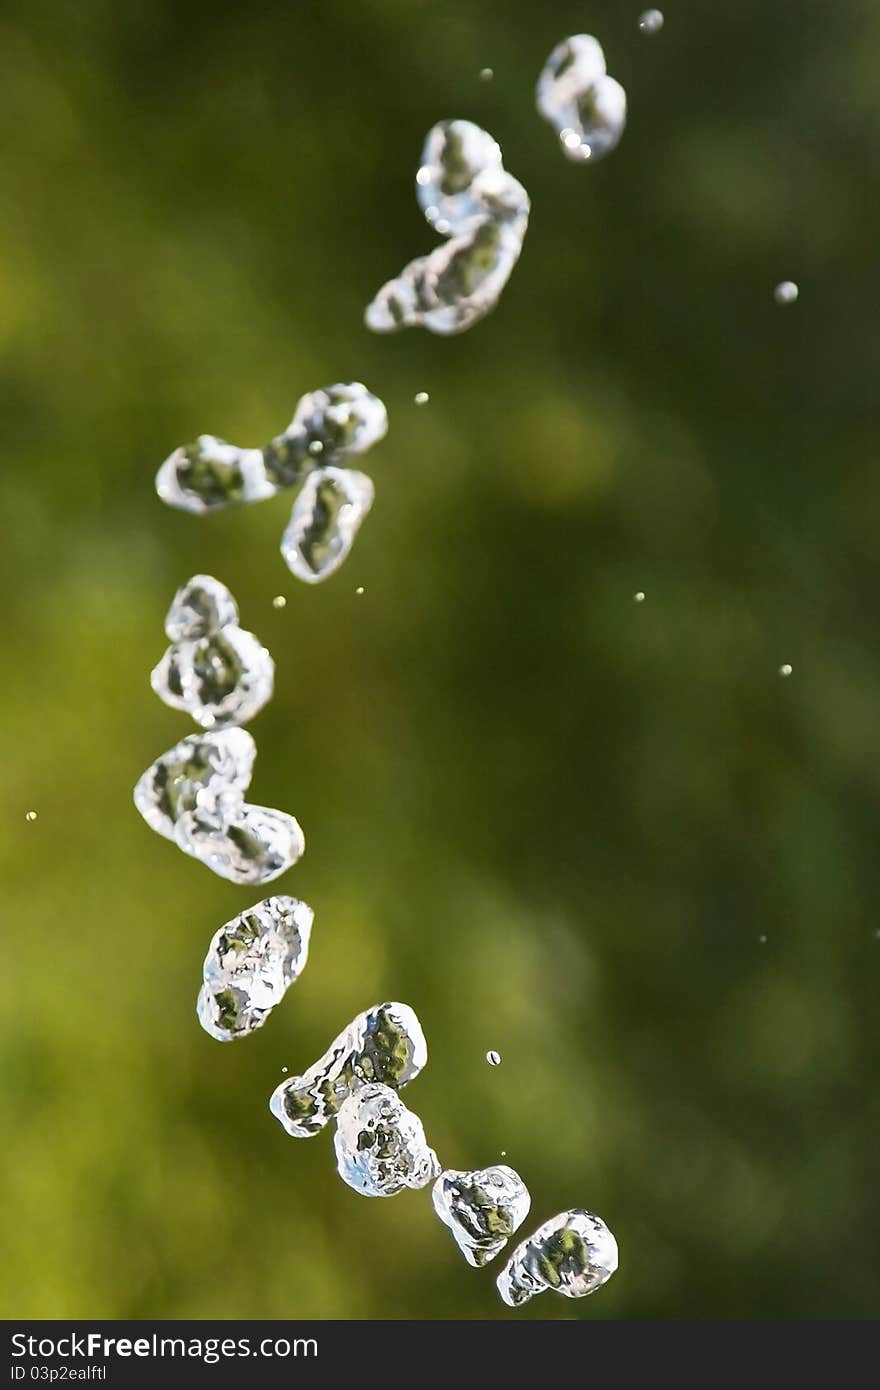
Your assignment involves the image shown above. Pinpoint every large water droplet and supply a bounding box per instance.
[269,1002,428,1138]
[432,1165,531,1266]
[151,576,274,729]
[496,1209,619,1307]
[334,1083,440,1197]
[536,36,627,163]
[197,896,313,1041]
[280,467,375,584]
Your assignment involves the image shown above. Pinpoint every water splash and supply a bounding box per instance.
[366,121,529,336]
[496,1209,618,1307]
[197,896,313,1041]
[537,36,627,163]
[151,576,274,729]
[269,1002,428,1138]
[334,1083,440,1197]
[432,1165,530,1266]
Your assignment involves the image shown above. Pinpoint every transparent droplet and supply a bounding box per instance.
[151,577,274,729]
[284,382,388,465]
[779,664,793,678]
[280,467,374,584]
[197,896,313,1041]
[433,1166,531,1266]
[537,35,627,163]
[269,1002,428,1138]
[486,1049,502,1066]
[366,123,529,338]
[633,591,646,603]
[133,729,256,843]
[355,586,365,595]
[334,1083,440,1197]
[638,9,664,34]
[774,281,799,305]
[308,440,324,456]
[175,800,305,886]
[480,67,494,82]
[281,1065,289,1073]
[156,438,276,515]
[25,810,37,822]
[272,595,287,609]
[414,391,430,405]
[497,1210,619,1308]
[758,934,768,945]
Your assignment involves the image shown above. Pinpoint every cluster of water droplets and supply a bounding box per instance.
[365,120,530,336]
[134,577,304,884]
[198,895,313,1040]
[537,35,627,163]
[151,575,274,728]
[155,383,386,584]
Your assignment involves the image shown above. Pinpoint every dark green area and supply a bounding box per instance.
[1,0,878,1320]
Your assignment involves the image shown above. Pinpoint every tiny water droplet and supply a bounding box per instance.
[774,281,799,305]
[778,664,793,678]
[414,391,430,406]
[272,595,287,609]
[501,1150,507,1157]
[486,1049,502,1066]
[638,9,664,34]
[416,166,432,187]
[355,586,365,595]
[480,67,495,82]
[758,934,768,945]
[281,1066,289,1073]
[633,591,646,603]
[25,810,37,822]
[308,439,324,456]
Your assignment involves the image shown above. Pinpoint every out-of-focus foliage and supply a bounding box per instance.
[1,0,879,1319]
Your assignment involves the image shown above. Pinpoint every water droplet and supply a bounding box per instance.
[308,439,324,456]
[433,1166,531,1266]
[197,896,313,1041]
[778,664,793,678]
[774,281,799,305]
[486,1049,502,1066]
[355,585,365,595]
[281,1065,289,1073]
[480,67,494,82]
[758,934,768,945]
[537,36,627,164]
[501,1150,507,1157]
[272,595,286,609]
[638,9,664,34]
[134,729,304,884]
[334,1083,440,1197]
[497,1210,618,1308]
[280,467,375,585]
[151,575,275,729]
[366,121,529,337]
[269,1002,428,1138]
[25,810,37,822]
[414,391,430,405]
[633,591,646,603]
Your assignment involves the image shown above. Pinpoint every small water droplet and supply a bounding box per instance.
[355,586,365,595]
[486,1049,502,1066]
[561,128,583,151]
[281,1066,289,1073]
[778,664,793,678]
[414,391,430,406]
[638,9,664,34]
[774,281,799,305]
[501,1150,507,1157]
[480,67,495,82]
[633,591,646,603]
[272,595,287,609]
[416,166,432,187]
[308,439,324,456]
[25,810,37,822]
[758,934,768,945]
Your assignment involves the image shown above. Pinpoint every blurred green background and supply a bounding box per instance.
[1,0,879,1320]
